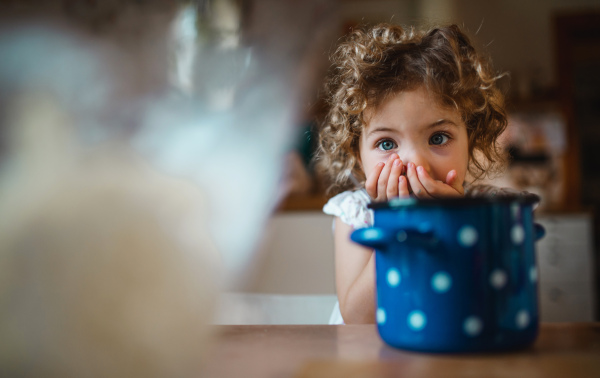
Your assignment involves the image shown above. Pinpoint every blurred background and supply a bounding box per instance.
[0,1,599,375]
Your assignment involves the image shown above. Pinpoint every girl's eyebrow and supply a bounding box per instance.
[367,119,459,137]
[429,119,459,128]
[365,127,397,137]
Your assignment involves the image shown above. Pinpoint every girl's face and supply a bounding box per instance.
[359,86,469,190]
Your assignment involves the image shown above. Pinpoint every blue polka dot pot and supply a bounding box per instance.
[351,195,545,353]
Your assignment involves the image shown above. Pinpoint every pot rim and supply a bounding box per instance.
[369,194,540,210]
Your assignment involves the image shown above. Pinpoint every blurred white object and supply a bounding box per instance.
[0,89,220,377]
[137,0,340,287]
[0,0,339,375]
[0,17,282,377]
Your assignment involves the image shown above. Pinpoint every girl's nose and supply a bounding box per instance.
[400,151,430,175]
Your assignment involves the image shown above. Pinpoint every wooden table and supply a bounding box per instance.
[202,323,600,378]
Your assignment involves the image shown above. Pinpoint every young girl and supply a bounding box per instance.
[316,23,521,324]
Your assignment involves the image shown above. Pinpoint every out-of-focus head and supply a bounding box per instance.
[0,21,218,378]
[0,1,339,376]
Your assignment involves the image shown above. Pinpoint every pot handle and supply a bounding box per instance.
[350,227,392,250]
[351,227,439,251]
[534,223,545,242]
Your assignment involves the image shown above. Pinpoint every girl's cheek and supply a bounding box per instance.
[366,161,384,178]
[366,163,379,177]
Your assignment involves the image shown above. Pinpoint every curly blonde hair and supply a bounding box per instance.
[315,23,508,195]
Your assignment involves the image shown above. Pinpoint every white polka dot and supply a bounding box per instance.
[363,229,381,240]
[387,268,401,287]
[511,203,520,220]
[516,310,530,329]
[377,308,386,324]
[408,310,427,331]
[529,266,538,283]
[431,271,452,293]
[457,226,478,247]
[463,316,483,337]
[489,269,508,289]
[397,230,407,242]
[511,224,525,245]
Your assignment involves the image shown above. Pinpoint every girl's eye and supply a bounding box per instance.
[377,139,396,151]
[430,133,450,146]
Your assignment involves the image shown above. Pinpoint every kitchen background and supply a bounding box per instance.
[1,0,598,324]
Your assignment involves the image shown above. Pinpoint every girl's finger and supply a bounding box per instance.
[398,175,410,198]
[445,170,464,195]
[365,162,385,199]
[376,154,397,201]
[416,166,462,197]
[386,158,403,199]
[406,162,431,199]
[417,166,454,197]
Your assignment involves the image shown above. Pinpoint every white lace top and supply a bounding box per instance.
[322,188,373,230]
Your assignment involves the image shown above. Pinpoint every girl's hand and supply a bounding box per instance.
[406,162,464,198]
[365,154,410,201]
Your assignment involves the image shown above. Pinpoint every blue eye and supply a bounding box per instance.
[430,133,450,145]
[377,139,396,151]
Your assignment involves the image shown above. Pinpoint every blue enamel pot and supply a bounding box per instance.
[351,195,544,353]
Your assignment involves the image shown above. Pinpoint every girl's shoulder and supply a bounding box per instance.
[323,189,373,229]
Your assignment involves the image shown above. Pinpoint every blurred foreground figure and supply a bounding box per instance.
[0,31,219,377]
[0,0,336,376]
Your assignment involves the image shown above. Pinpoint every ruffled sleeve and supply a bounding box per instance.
[323,189,373,229]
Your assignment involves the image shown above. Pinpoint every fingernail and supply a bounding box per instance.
[393,159,400,167]
[408,162,415,169]
[377,162,385,167]
[417,166,424,173]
